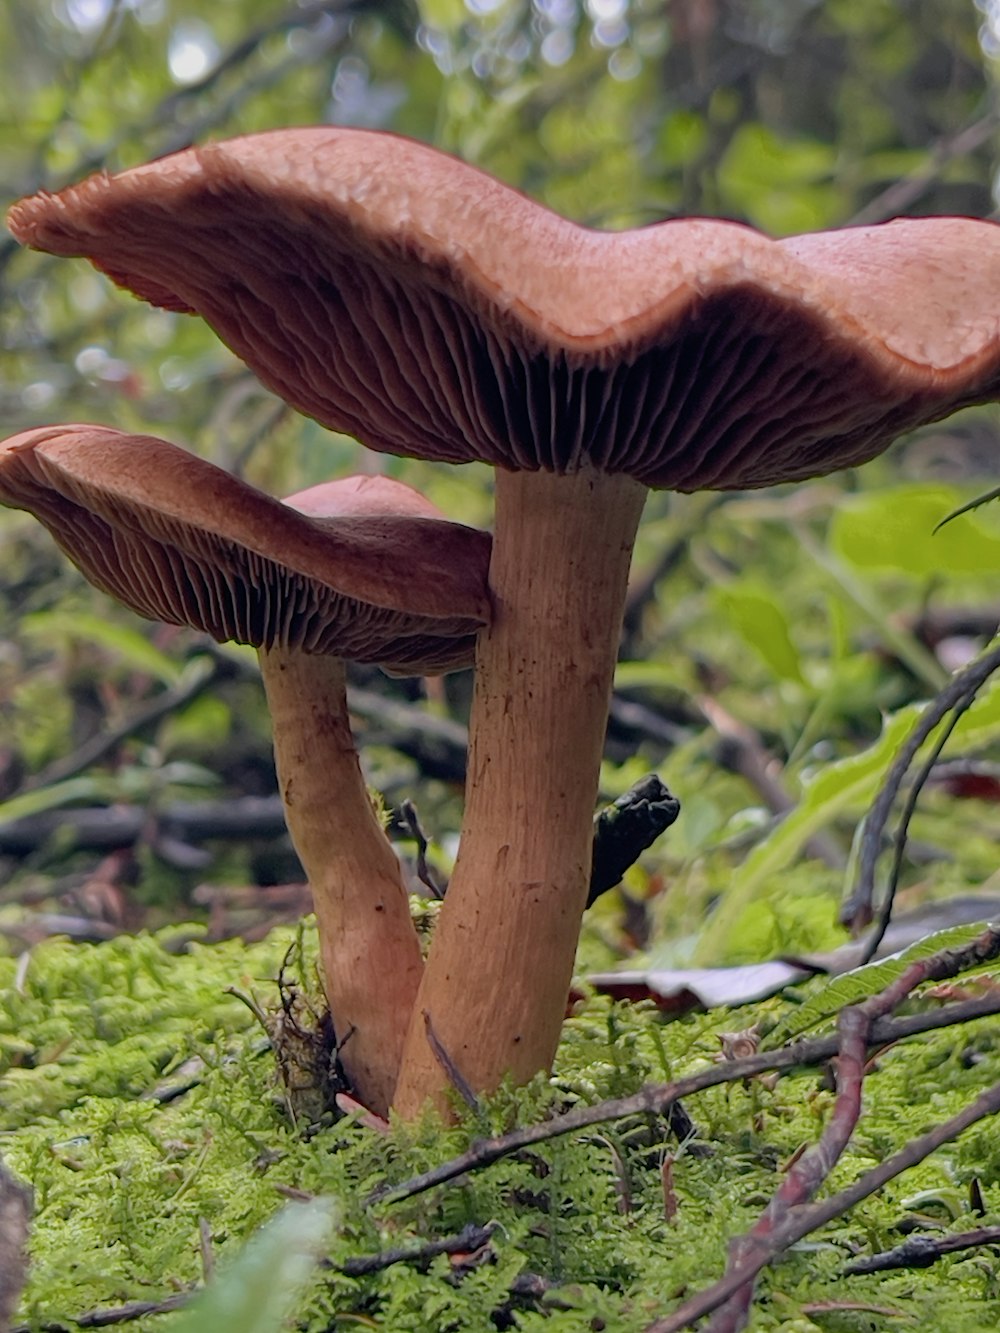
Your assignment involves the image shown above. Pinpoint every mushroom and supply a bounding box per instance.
[0,423,491,1115]
[11,130,1000,1117]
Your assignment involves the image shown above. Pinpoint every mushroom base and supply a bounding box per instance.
[393,467,647,1119]
[259,649,424,1117]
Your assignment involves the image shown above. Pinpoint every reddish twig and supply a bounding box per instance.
[698,957,941,1331]
[337,1221,497,1275]
[644,1076,1000,1332]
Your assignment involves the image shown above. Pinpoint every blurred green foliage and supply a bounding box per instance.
[2,1,1000,965]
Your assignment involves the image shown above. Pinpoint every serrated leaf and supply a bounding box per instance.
[769,920,999,1044]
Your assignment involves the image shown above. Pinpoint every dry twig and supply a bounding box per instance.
[844,639,1000,939]
[369,925,1000,1208]
[645,1077,1000,1332]
[844,1225,1000,1275]
[690,949,961,1331]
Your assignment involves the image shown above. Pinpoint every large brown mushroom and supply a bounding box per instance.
[11,130,1000,1117]
[0,424,491,1115]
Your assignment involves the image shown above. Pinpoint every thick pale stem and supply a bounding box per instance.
[393,468,647,1118]
[258,648,424,1116]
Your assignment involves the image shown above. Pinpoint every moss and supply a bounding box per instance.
[4,929,1000,1332]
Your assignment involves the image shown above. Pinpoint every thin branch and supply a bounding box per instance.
[849,109,1000,226]
[699,956,944,1330]
[645,1077,1000,1332]
[398,799,445,898]
[368,926,1000,1208]
[844,1225,1000,1275]
[11,1292,192,1332]
[423,1012,480,1113]
[843,640,1000,933]
[700,697,844,869]
[337,1221,496,1275]
[19,658,219,795]
[860,704,967,962]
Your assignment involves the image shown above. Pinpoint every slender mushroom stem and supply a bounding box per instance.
[258,647,423,1117]
[393,467,646,1118]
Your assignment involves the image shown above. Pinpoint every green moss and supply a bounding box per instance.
[5,929,1000,1332]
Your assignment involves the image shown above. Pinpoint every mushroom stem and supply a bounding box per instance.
[393,467,646,1118]
[258,647,424,1117]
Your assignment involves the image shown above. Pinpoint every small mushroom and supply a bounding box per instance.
[0,424,491,1115]
[11,130,1000,1116]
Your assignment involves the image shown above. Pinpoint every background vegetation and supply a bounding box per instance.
[5,1,1000,1329]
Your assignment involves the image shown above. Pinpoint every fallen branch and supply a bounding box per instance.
[10,1292,192,1332]
[18,658,220,795]
[694,946,956,1331]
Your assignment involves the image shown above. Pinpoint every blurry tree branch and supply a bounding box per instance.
[849,108,1000,226]
[1,0,417,274]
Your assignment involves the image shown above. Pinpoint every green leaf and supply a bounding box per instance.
[696,677,1000,961]
[21,611,183,685]
[172,1199,337,1333]
[416,0,467,31]
[770,920,1000,1044]
[714,583,805,684]
[0,776,121,826]
[830,484,1000,579]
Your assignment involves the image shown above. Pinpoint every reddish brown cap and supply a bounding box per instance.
[10,128,1000,490]
[0,425,490,672]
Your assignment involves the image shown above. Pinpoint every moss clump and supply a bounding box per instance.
[4,927,1000,1331]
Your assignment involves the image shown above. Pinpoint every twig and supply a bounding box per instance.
[861,705,966,963]
[18,658,219,795]
[849,109,1000,226]
[337,1221,496,1275]
[698,954,943,1331]
[699,698,844,869]
[398,799,444,898]
[10,1292,192,1332]
[645,1077,1000,1332]
[1,0,410,265]
[367,926,1000,1207]
[844,640,1000,935]
[424,1013,480,1113]
[844,1225,1000,1274]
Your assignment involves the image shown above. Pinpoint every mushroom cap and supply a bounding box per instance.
[10,128,1000,490]
[0,425,490,673]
